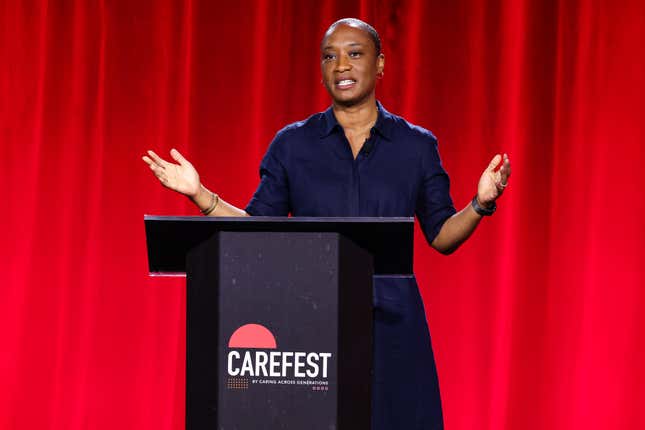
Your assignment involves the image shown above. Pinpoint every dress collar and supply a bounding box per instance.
[320,100,394,141]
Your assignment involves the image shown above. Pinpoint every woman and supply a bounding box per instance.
[143,18,510,430]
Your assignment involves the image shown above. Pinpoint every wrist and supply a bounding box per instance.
[476,195,494,209]
[471,195,496,216]
[200,191,219,216]
[190,184,212,212]
[189,184,207,202]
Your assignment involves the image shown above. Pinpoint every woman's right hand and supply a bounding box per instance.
[142,148,201,198]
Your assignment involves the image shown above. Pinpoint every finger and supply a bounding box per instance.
[147,150,169,169]
[147,159,169,180]
[486,154,502,172]
[142,155,163,169]
[501,166,511,183]
[501,156,511,181]
[170,148,187,166]
[499,160,509,176]
[149,163,165,179]
[495,177,508,191]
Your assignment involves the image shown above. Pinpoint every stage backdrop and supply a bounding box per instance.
[2,0,644,429]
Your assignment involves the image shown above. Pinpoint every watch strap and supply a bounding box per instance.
[471,195,496,216]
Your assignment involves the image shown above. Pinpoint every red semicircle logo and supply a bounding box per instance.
[228,324,277,349]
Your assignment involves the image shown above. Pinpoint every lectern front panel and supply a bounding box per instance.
[186,231,372,430]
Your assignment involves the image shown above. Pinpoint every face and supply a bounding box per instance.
[320,24,384,107]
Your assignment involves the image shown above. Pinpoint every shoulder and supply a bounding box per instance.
[384,112,441,165]
[263,113,324,161]
[388,113,438,145]
[273,113,323,142]
[380,106,445,169]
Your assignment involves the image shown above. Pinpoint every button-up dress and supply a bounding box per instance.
[246,102,456,429]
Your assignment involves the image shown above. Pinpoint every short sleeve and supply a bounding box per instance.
[415,137,457,245]
[245,133,291,216]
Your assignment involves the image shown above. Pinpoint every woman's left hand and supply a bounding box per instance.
[477,153,511,207]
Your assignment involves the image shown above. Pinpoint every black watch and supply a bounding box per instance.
[471,195,496,216]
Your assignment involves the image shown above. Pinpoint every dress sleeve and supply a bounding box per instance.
[415,137,457,245]
[245,134,291,216]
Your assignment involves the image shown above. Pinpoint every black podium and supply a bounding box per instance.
[144,216,414,430]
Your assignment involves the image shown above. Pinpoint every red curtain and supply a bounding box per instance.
[2,0,644,428]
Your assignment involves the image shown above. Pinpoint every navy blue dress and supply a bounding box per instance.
[246,102,456,429]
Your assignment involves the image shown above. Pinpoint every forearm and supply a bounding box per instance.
[431,201,484,255]
[190,184,249,217]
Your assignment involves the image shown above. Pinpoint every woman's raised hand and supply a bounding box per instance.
[142,149,201,197]
[476,153,511,206]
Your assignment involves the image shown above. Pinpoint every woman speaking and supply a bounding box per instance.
[143,18,510,430]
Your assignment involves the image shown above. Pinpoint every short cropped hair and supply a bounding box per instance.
[323,18,382,55]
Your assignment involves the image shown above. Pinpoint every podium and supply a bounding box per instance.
[145,216,414,430]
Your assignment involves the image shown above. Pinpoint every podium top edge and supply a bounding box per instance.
[144,215,415,224]
[144,214,415,275]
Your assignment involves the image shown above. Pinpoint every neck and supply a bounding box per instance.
[332,94,378,132]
